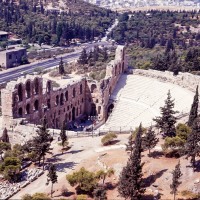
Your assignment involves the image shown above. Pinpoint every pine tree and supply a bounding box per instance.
[188,85,199,127]
[153,90,178,137]
[118,123,145,200]
[170,161,182,200]
[1,128,9,143]
[143,126,159,155]
[125,133,134,153]
[78,48,88,65]
[58,57,65,75]
[93,186,107,200]
[31,117,53,170]
[60,123,68,154]
[185,116,200,169]
[47,164,58,197]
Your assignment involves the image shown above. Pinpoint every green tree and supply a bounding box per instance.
[78,48,88,65]
[66,167,97,193]
[60,123,68,154]
[93,186,107,200]
[188,85,199,127]
[0,142,11,160]
[153,90,178,137]
[170,161,182,200]
[1,128,9,143]
[118,123,145,199]
[126,133,134,153]
[31,117,53,170]
[0,156,21,182]
[176,123,191,141]
[47,164,58,197]
[185,117,200,169]
[143,126,159,155]
[58,57,65,75]
[96,168,115,185]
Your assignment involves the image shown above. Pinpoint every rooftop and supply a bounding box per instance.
[0,31,8,35]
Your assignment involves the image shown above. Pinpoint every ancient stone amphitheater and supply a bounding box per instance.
[101,69,197,132]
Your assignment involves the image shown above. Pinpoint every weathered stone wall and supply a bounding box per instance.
[134,69,199,93]
[1,75,86,129]
[1,45,126,130]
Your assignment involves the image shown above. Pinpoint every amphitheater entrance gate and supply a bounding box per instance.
[107,103,114,119]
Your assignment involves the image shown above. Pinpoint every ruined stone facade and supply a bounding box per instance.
[1,46,126,129]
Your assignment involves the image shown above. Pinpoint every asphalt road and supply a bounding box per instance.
[0,41,111,84]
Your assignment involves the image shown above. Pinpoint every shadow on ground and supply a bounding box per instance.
[144,169,168,187]
[56,161,78,172]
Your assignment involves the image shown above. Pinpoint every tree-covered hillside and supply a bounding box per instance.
[111,10,200,73]
[0,0,116,45]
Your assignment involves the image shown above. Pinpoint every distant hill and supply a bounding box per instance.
[0,0,115,46]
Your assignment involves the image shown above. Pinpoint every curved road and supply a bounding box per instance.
[0,41,111,84]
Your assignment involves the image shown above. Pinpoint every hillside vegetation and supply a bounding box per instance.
[111,10,200,73]
[0,0,115,46]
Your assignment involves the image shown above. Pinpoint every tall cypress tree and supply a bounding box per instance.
[188,85,199,127]
[60,122,68,154]
[1,128,9,143]
[47,164,58,197]
[185,116,200,169]
[153,90,178,137]
[143,126,159,155]
[58,57,65,75]
[118,123,145,200]
[31,117,53,170]
[78,48,88,65]
[170,161,182,200]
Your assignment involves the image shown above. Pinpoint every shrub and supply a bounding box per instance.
[101,132,117,146]
[176,123,191,141]
[76,194,87,200]
[66,167,97,193]
[22,193,51,200]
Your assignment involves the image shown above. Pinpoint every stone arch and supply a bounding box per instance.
[72,107,76,121]
[25,80,31,98]
[115,65,117,76]
[47,99,51,109]
[26,104,30,114]
[69,112,71,121]
[109,87,112,95]
[80,84,83,94]
[65,113,68,122]
[47,81,51,93]
[65,91,68,101]
[98,106,101,114]
[76,107,78,116]
[60,93,64,105]
[18,84,23,102]
[107,103,114,118]
[56,95,59,106]
[91,84,97,93]
[91,103,96,116]
[18,107,23,117]
[34,78,39,95]
[34,99,39,111]
[73,88,76,98]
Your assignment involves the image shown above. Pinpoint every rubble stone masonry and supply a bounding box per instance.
[1,45,126,130]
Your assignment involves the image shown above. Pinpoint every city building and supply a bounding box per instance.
[0,47,27,69]
[0,31,8,41]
